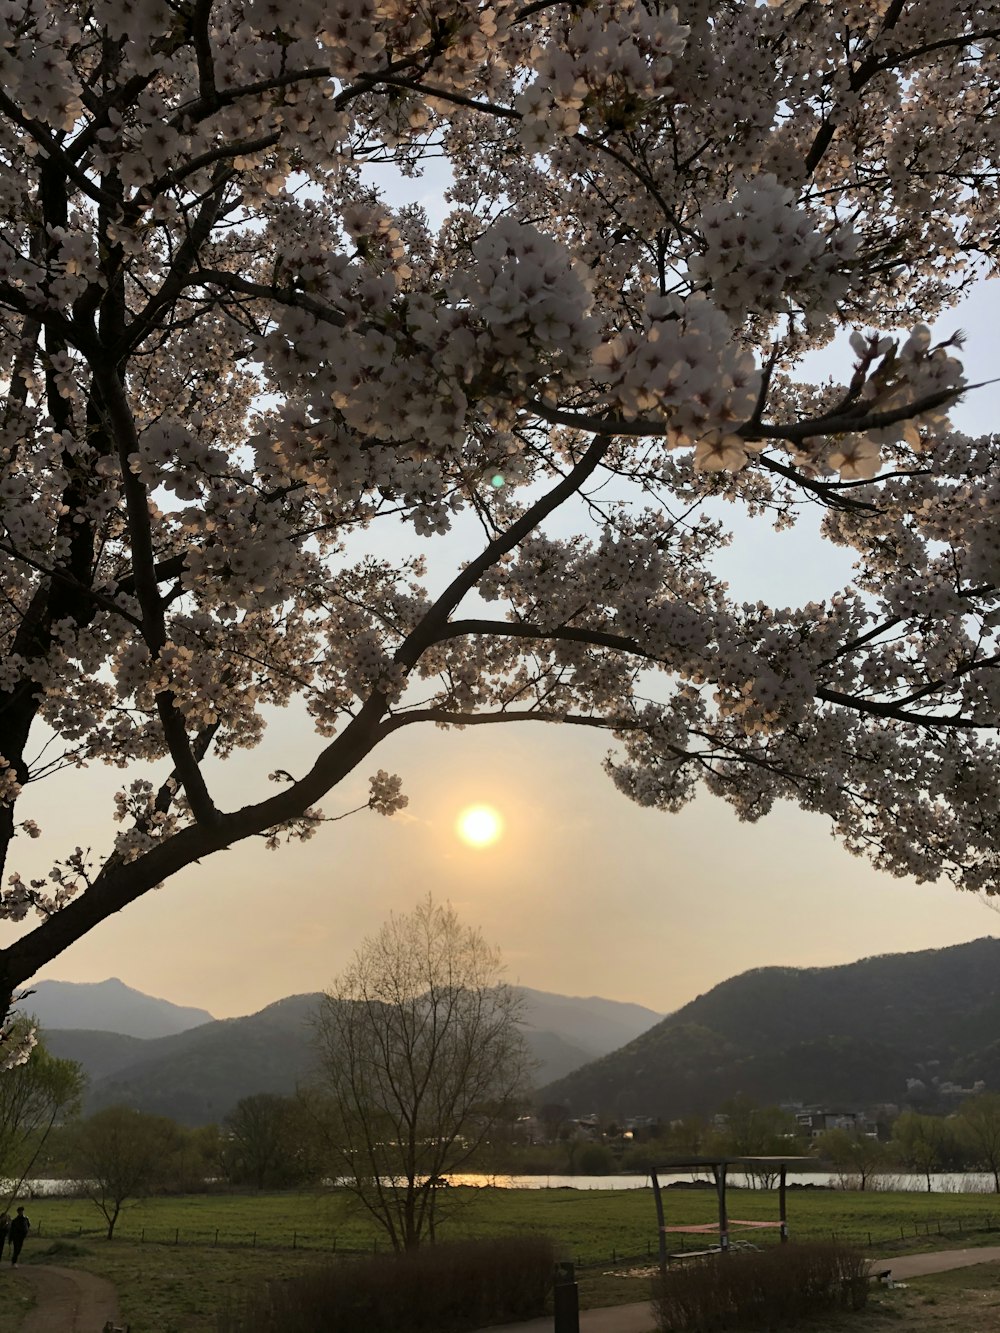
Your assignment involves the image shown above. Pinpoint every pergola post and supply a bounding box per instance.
[651,1171,667,1270]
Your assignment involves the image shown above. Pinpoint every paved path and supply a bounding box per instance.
[477,1302,657,1333]
[868,1243,1000,1279]
[475,1243,1000,1333]
[11,1264,122,1333]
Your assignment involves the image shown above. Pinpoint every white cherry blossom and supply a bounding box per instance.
[0,0,999,1034]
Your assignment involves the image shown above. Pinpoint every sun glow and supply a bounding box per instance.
[456,804,504,848]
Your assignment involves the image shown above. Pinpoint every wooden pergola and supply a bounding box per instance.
[650,1156,817,1267]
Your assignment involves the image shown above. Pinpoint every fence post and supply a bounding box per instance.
[252,1232,256,1249]
[175,1228,179,1246]
[214,1229,219,1248]
[867,1232,872,1247]
[293,1231,297,1250]
[140,1228,144,1244]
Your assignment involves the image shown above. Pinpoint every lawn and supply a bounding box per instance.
[15,1185,1000,1332]
[0,1270,34,1333]
[24,1183,1000,1260]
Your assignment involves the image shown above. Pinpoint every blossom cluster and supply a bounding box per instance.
[688,174,860,327]
[368,770,409,816]
[516,0,689,148]
[592,293,761,468]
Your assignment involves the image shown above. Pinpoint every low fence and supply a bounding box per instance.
[30,1208,1000,1267]
[574,1210,1000,1272]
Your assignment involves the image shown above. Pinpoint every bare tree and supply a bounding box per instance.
[813,1127,888,1191]
[313,896,531,1250]
[70,1105,178,1239]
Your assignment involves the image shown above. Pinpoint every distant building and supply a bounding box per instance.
[795,1109,878,1138]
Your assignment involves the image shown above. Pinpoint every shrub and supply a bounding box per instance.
[217,1235,555,1333]
[576,1143,616,1174]
[653,1241,869,1331]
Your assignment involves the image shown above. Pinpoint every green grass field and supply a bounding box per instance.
[15,1185,1000,1332]
[24,1183,1000,1260]
[0,1270,34,1333]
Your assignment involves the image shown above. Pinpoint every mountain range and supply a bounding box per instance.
[31,979,662,1125]
[540,936,1000,1119]
[31,938,1000,1128]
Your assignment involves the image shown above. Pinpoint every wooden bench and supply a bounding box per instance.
[667,1247,722,1262]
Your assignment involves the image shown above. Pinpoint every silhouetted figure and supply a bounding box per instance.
[9,1207,29,1266]
[0,1212,8,1260]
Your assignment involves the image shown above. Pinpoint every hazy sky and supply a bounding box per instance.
[12,232,1000,1023]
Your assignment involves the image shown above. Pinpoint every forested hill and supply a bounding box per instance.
[40,986,661,1125]
[539,937,1000,1119]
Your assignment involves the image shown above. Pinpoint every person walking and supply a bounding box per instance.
[9,1207,29,1266]
[0,1211,8,1261]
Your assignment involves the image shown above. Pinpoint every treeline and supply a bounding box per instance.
[0,1025,331,1237]
[519,1095,1000,1191]
[30,1092,330,1236]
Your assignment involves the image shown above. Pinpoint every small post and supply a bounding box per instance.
[252,1232,256,1249]
[779,1165,788,1244]
[214,1229,219,1248]
[174,1228,179,1246]
[293,1231,297,1250]
[553,1261,580,1333]
[140,1228,144,1244]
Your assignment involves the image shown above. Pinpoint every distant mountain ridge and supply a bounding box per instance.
[540,937,1000,1119]
[24,977,213,1039]
[37,985,662,1125]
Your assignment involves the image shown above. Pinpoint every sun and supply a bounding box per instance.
[456,804,504,848]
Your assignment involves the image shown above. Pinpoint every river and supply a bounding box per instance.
[11,1171,1000,1195]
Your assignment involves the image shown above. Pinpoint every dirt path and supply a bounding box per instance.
[13,1265,121,1333]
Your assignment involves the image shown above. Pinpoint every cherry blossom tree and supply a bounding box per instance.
[1,0,999,1059]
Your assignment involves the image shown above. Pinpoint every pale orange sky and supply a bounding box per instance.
[14,276,1000,1023]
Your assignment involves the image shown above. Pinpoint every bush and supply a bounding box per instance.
[653,1241,869,1331]
[217,1235,555,1333]
[576,1143,616,1174]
